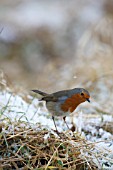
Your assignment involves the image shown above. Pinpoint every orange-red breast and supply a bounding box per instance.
[32,88,90,132]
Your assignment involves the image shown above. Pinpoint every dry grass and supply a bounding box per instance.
[0,119,101,170]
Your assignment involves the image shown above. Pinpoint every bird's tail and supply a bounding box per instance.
[32,90,48,97]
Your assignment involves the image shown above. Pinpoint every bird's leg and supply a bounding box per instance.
[52,116,59,133]
[63,116,70,130]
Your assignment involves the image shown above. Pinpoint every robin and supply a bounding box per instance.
[32,88,90,132]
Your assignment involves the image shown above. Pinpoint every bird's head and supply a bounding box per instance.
[78,88,90,103]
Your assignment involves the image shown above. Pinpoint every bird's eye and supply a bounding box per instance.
[81,92,84,96]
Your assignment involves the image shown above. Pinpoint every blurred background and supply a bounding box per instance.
[0,0,113,103]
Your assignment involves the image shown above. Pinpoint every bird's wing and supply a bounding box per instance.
[42,91,69,102]
[41,95,58,102]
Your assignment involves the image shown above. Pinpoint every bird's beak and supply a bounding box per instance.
[86,98,90,102]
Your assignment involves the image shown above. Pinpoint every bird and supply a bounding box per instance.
[32,88,90,132]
